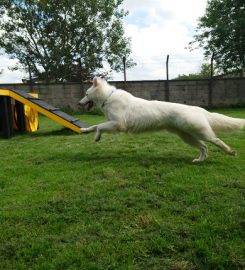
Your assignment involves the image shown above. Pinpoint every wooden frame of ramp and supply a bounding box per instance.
[0,88,87,138]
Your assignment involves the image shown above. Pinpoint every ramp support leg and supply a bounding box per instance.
[15,101,26,133]
[0,96,14,139]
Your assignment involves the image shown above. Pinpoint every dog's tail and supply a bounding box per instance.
[207,112,245,132]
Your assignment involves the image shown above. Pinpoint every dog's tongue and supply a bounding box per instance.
[84,103,90,111]
[85,101,93,111]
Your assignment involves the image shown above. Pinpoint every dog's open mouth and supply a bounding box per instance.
[84,101,94,111]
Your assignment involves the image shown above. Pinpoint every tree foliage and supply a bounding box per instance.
[190,0,245,75]
[0,0,134,82]
[175,63,213,80]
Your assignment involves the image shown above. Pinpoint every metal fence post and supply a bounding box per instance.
[78,58,84,96]
[208,52,214,107]
[165,54,170,101]
[123,56,127,90]
[27,59,33,92]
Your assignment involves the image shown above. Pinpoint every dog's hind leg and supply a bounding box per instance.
[176,114,236,160]
[175,130,208,162]
[190,124,237,156]
[203,136,237,156]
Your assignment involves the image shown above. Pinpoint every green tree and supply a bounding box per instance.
[0,0,134,82]
[175,63,214,80]
[190,0,245,75]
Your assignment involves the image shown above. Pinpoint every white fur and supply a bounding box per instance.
[79,77,245,162]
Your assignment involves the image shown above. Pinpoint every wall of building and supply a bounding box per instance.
[0,78,244,111]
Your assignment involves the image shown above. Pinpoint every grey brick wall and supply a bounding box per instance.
[1,78,244,111]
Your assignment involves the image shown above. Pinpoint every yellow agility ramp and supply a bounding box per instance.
[24,93,39,132]
[12,92,39,132]
[0,88,87,138]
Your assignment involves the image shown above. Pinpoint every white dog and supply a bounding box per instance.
[79,77,245,162]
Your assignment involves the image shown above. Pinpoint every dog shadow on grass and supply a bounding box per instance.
[29,130,221,166]
[30,128,74,137]
[53,150,219,167]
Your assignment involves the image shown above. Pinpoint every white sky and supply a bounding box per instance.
[0,0,207,83]
[113,0,207,80]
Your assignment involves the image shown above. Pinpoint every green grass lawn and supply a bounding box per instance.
[0,108,245,270]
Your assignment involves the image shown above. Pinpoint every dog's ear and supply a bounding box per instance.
[93,77,102,87]
[93,77,98,87]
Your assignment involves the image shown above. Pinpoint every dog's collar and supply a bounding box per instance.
[101,90,115,108]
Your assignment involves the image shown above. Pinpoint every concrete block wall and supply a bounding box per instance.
[168,80,209,106]
[212,79,245,106]
[0,78,244,111]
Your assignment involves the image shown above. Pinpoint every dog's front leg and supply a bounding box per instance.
[80,121,119,142]
[80,125,98,133]
[94,121,119,142]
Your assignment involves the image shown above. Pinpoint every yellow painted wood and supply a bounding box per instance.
[0,88,81,133]
[0,89,11,96]
[25,93,39,132]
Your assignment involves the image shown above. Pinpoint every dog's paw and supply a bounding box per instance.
[192,158,204,163]
[80,128,89,133]
[94,133,101,142]
[229,149,237,156]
